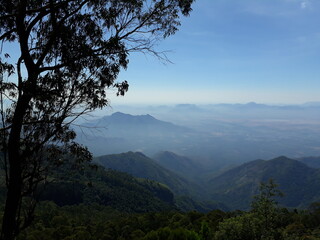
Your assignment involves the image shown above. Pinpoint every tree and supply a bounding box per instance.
[0,1,194,239]
[251,179,284,239]
[215,180,284,240]
[214,213,262,240]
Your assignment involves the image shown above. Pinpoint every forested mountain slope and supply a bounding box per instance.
[297,156,320,168]
[208,156,320,210]
[94,152,204,198]
[153,151,204,180]
[0,162,177,213]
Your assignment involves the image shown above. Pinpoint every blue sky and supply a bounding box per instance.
[111,0,320,105]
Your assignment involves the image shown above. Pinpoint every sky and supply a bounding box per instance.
[109,0,320,105]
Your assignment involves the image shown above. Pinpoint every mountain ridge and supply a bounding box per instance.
[153,151,204,180]
[75,112,194,156]
[94,151,203,197]
[208,156,320,210]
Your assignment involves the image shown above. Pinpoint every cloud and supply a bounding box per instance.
[300,0,310,9]
[242,1,304,18]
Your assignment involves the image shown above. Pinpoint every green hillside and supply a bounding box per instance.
[208,156,320,210]
[94,151,204,197]
[298,156,320,168]
[35,162,177,213]
[153,151,204,181]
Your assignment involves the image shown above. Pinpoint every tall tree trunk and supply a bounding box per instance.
[1,94,32,240]
[1,162,22,240]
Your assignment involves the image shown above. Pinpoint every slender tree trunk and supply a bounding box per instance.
[1,163,22,240]
[1,94,32,240]
[1,2,37,235]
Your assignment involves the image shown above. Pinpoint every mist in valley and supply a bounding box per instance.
[75,102,320,172]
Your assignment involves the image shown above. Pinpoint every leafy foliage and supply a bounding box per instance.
[2,179,320,240]
[0,0,194,238]
[4,199,320,240]
[251,179,284,233]
[37,161,176,213]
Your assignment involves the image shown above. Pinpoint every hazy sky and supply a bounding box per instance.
[110,0,320,105]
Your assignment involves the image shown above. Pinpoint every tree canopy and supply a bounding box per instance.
[0,0,194,239]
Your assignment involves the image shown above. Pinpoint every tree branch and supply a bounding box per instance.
[0,29,17,41]
[35,0,90,68]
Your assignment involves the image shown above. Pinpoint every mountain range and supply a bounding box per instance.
[153,151,204,180]
[94,151,320,211]
[75,112,196,157]
[75,111,320,170]
[208,156,320,210]
[72,110,320,210]
[2,149,320,212]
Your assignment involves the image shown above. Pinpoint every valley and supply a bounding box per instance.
[72,103,320,211]
[92,151,320,211]
[75,103,320,169]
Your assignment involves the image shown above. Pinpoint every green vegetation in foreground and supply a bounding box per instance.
[38,162,176,213]
[1,179,320,240]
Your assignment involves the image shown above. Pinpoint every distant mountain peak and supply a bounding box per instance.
[246,101,257,105]
[110,112,155,118]
[158,151,179,157]
[153,151,202,179]
[244,102,267,107]
[127,151,148,158]
[208,155,319,210]
[141,114,156,120]
[103,112,158,124]
[267,156,308,167]
[272,155,291,161]
[111,111,129,116]
[109,111,134,119]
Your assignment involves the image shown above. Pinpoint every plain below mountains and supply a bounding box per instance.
[75,111,320,170]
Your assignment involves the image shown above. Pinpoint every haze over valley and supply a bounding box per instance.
[75,102,320,170]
